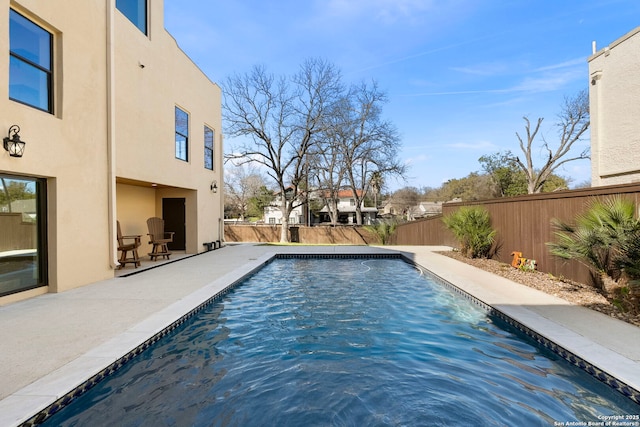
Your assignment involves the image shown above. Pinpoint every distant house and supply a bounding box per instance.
[264,204,305,225]
[264,187,305,225]
[316,189,377,225]
[409,201,443,220]
[263,188,378,225]
[380,200,444,221]
[589,26,640,186]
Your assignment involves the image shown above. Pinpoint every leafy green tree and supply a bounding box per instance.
[479,152,527,197]
[540,174,570,192]
[438,173,495,201]
[480,151,569,197]
[0,178,35,212]
[442,206,496,258]
[247,186,275,219]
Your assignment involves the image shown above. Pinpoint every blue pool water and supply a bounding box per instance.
[42,258,639,426]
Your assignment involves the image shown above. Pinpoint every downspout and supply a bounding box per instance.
[106,0,119,269]
[219,133,225,245]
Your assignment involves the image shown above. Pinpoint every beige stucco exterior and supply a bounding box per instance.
[0,1,223,304]
[588,26,640,186]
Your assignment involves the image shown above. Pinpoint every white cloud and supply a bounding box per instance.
[533,57,586,73]
[513,69,583,93]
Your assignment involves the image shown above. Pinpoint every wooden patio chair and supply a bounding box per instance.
[117,221,141,268]
[147,217,175,261]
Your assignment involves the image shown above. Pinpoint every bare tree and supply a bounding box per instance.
[224,164,266,221]
[513,89,590,194]
[390,187,420,220]
[223,59,342,241]
[309,145,346,226]
[308,96,353,226]
[337,81,406,224]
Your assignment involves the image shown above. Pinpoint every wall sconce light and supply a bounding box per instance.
[3,125,26,157]
[210,180,218,193]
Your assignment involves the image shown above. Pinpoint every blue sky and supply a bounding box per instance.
[164,0,640,192]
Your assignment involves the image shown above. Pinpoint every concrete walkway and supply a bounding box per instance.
[1,244,639,426]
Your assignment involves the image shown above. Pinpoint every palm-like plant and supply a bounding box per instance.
[548,196,639,293]
[618,229,640,286]
[443,206,496,258]
[364,220,397,245]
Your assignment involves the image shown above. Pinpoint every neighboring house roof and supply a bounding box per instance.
[318,189,364,199]
[380,200,446,218]
[409,201,443,218]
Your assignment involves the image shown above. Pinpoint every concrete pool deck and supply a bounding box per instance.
[1,244,639,426]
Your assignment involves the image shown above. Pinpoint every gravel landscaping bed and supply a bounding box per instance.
[439,251,640,328]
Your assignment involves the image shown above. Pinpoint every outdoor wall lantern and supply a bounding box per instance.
[3,125,26,158]
[210,180,218,193]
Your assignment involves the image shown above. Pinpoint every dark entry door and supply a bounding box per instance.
[162,198,186,250]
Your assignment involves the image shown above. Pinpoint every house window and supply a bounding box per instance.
[175,107,189,161]
[350,199,356,206]
[0,174,47,297]
[116,0,147,34]
[9,10,53,113]
[204,126,214,170]
[269,218,275,224]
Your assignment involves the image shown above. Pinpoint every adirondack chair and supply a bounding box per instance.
[117,221,141,268]
[147,217,175,260]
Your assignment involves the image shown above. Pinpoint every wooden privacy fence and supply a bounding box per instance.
[225,224,377,245]
[390,182,640,286]
[0,213,36,252]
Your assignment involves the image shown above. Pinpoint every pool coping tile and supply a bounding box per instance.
[2,251,278,427]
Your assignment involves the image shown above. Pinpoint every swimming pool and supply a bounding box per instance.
[40,257,640,426]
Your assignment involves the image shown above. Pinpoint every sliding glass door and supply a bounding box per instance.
[0,174,47,296]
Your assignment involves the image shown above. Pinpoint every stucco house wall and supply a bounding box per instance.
[0,0,223,304]
[1,1,111,298]
[589,26,640,186]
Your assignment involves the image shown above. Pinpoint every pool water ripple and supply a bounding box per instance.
[42,258,640,426]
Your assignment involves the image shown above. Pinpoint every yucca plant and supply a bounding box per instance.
[548,196,640,294]
[364,220,398,245]
[442,206,496,258]
[618,229,640,287]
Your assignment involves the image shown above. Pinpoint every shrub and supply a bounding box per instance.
[547,196,640,307]
[442,206,496,258]
[618,229,640,287]
[364,220,398,245]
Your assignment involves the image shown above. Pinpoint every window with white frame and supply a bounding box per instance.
[9,10,53,113]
